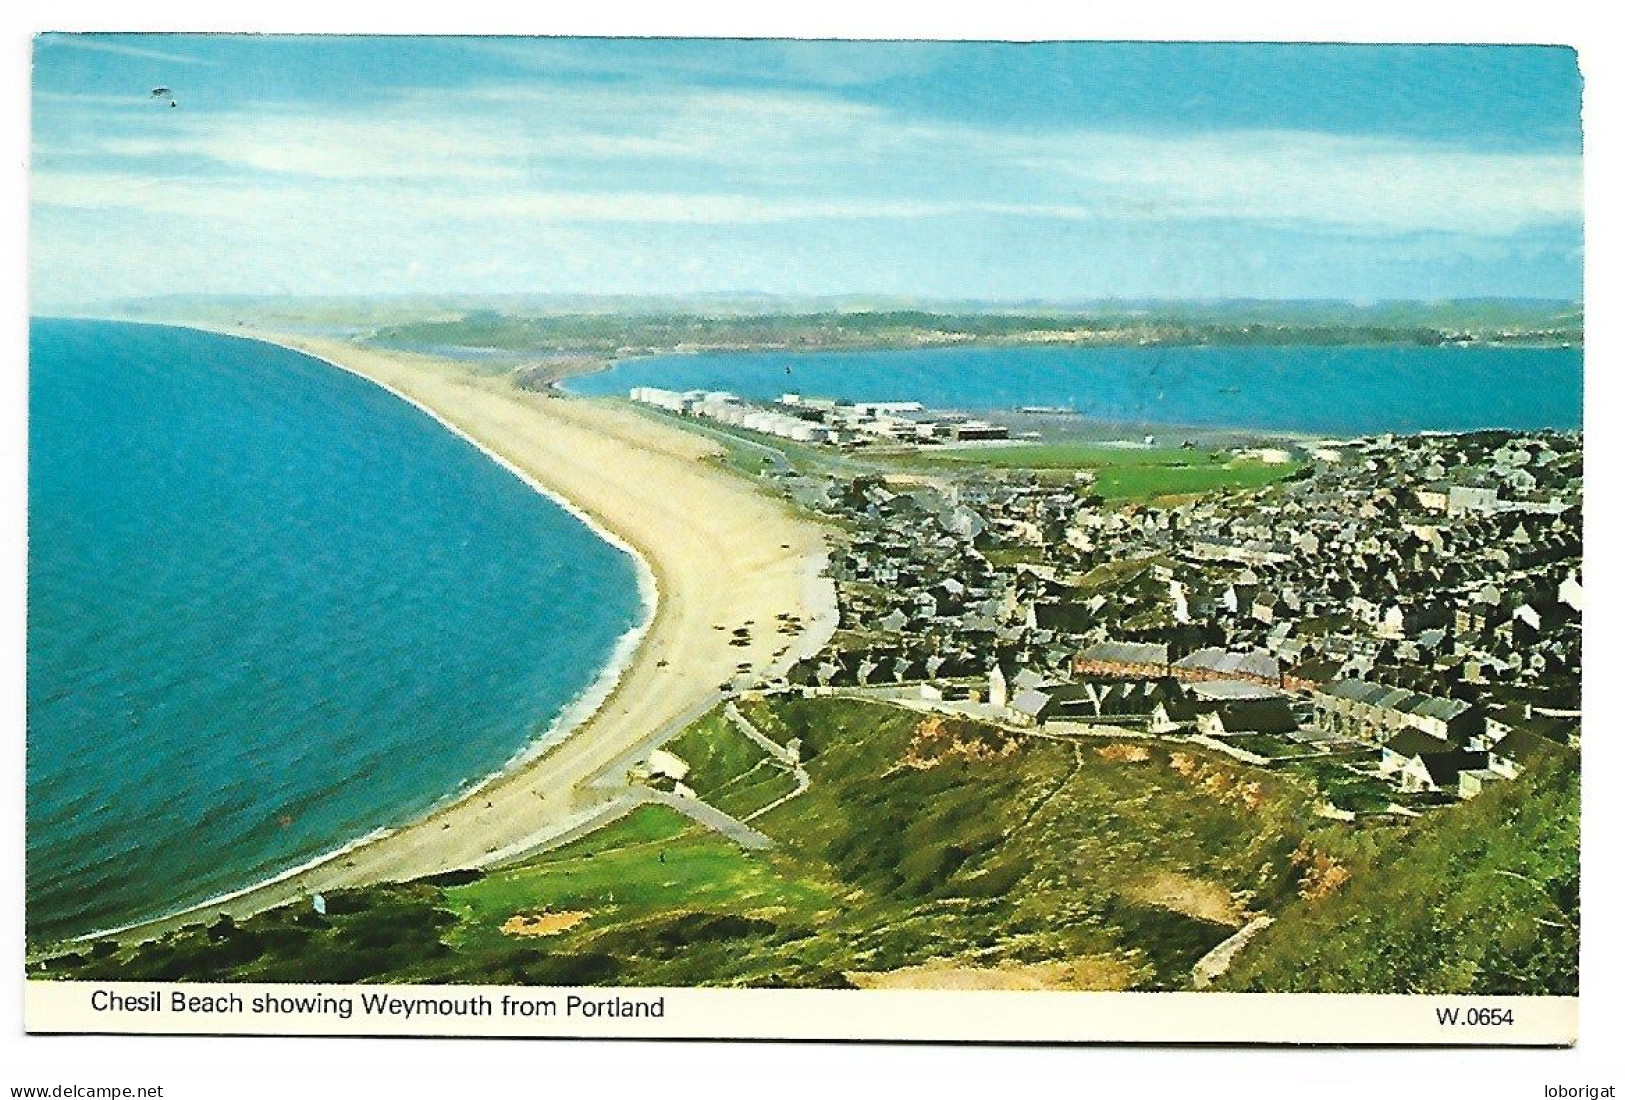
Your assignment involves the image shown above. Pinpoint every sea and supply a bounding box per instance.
[26,319,644,944]
[567,344,1583,435]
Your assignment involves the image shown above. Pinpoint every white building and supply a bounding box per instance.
[1447,485,1500,516]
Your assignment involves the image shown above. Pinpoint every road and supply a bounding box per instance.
[642,788,775,850]
[724,702,811,822]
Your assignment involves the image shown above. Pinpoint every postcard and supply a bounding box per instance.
[23,34,1583,1045]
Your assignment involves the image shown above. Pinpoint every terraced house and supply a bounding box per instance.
[1310,679,1484,745]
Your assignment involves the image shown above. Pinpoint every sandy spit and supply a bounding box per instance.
[94,334,837,943]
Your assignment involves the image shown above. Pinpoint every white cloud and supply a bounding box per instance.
[37,35,220,67]
[30,170,949,225]
[460,39,949,89]
[28,73,1583,304]
[43,80,1580,235]
[1000,130,1581,235]
[97,119,521,181]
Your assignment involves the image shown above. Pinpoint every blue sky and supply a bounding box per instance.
[30,36,1583,309]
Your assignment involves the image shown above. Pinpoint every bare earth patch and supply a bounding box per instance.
[1290,840,1353,901]
[1096,743,1151,763]
[844,956,1134,991]
[1125,871,1244,927]
[1167,751,1266,810]
[898,716,1022,771]
[500,910,591,937]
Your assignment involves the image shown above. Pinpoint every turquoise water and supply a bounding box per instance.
[27,320,643,943]
[569,344,1583,434]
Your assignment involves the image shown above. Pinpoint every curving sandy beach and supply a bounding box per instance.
[103,333,837,942]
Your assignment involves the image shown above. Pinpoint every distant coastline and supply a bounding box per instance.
[76,299,1583,381]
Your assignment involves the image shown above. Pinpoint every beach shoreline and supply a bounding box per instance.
[71,328,838,946]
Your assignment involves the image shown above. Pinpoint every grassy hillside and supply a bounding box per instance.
[34,698,1577,993]
[1220,746,1579,994]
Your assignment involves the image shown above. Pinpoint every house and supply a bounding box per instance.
[1448,485,1500,516]
[1457,768,1498,800]
[1096,679,1172,717]
[1402,693,1483,742]
[1486,729,1553,780]
[1150,695,1202,734]
[1195,697,1298,739]
[952,421,1010,441]
[1187,679,1286,703]
[1012,667,1058,694]
[1174,646,1281,685]
[1559,571,1584,611]
[1043,679,1175,722]
[1376,602,1450,640]
[987,663,1009,709]
[1312,678,1482,745]
[1378,729,1487,794]
[1480,710,1578,750]
[1008,688,1052,727]
[1073,640,1170,679]
[1415,484,1451,512]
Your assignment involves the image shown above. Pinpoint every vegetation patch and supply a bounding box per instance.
[1222,748,1579,994]
[1224,733,1320,760]
[664,710,768,796]
[36,700,1577,996]
[1096,743,1151,763]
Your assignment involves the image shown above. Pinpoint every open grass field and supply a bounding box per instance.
[620,405,1302,506]
[902,443,1304,501]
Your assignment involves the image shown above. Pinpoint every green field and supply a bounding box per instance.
[917,444,1303,500]
[435,805,845,985]
[1095,459,1300,500]
[37,696,1576,994]
[623,400,1303,505]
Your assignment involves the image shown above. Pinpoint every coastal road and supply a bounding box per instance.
[724,702,811,823]
[642,788,775,851]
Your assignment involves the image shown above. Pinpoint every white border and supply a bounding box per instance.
[6,4,1620,1098]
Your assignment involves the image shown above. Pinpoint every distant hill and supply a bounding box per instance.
[66,295,1582,354]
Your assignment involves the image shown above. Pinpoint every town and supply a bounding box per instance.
[737,422,1583,818]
